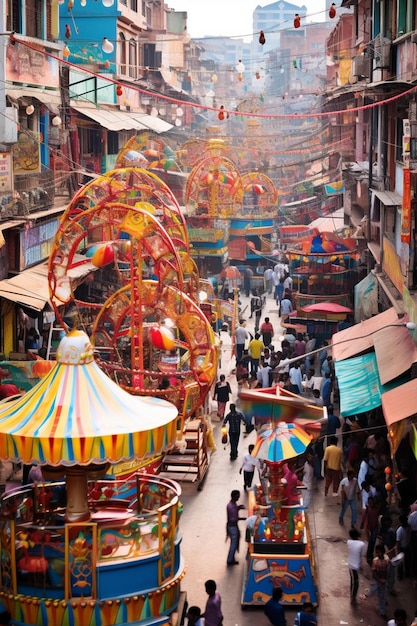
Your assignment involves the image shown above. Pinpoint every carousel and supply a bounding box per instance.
[238,386,326,607]
[0,329,185,626]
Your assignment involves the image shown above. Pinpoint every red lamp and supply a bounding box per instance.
[294,13,301,28]
[259,30,266,45]
[116,85,123,96]
[329,3,336,18]
[65,24,71,39]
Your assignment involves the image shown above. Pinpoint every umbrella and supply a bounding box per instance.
[252,421,311,463]
[220,265,241,281]
[301,302,353,315]
[0,329,178,520]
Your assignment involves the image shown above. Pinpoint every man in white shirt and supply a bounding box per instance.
[347,527,366,604]
[280,296,293,317]
[257,358,272,388]
[235,321,249,362]
[263,267,274,294]
[289,362,302,394]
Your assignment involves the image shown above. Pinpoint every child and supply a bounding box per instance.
[186,605,203,626]
[239,444,259,490]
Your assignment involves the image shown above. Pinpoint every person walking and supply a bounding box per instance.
[264,587,286,626]
[260,316,274,347]
[323,436,343,496]
[239,444,259,490]
[213,374,231,420]
[226,490,246,565]
[248,333,264,377]
[368,544,390,619]
[347,527,366,604]
[203,579,223,626]
[338,470,360,528]
[279,294,293,318]
[289,362,303,394]
[264,267,274,294]
[223,403,246,460]
[235,320,249,362]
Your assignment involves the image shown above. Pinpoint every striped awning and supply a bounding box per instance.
[0,330,178,466]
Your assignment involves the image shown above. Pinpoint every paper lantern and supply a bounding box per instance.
[259,30,265,45]
[221,425,228,445]
[294,13,301,28]
[385,482,393,491]
[384,466,392,474]
[236,60,245,73]
[255,72,260,79]
[102,38,114,54]
[92,243,115,267]
[329,3,336,18]
[149,326,175,351]
[116,85,123,96]
[253,184,263,195]
[65,24,71,39]
[63,45,70,58]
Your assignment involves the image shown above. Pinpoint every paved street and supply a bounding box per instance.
[179,290,417,626]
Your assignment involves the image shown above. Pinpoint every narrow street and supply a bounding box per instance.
[178,291,417,626]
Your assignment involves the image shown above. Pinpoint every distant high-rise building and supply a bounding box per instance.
[252,1,307,51]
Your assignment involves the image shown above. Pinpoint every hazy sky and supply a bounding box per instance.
[170,0,326,40]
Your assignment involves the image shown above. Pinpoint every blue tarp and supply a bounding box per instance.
[335,353,407,417]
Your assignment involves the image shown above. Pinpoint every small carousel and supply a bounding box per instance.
[0,330,185,626]
[239,388,325,607]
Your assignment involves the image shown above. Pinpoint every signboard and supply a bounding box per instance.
[20,218,59,270]
[13,131,41,174]
[401,167,411,243]
[228,237,247,261]
[6,40,59,89]
[0,153,13,194]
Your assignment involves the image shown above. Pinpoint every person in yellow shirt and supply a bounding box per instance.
[323,436,343,496]
[248,333,264,377]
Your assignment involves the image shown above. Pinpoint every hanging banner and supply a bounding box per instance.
[401,167,411,243]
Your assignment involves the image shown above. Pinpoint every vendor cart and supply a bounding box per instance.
[241,422,319,607]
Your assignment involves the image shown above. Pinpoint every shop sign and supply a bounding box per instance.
[401,167,411,244]
[20,218,59,270]
[0,153,13,194]
[13,131,41,174]
[228,237,247,261]
[6,40,59,89]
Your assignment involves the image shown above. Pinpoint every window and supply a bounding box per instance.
[119,32,126,75]
[131,0,137,11]
[107,131,119,155]
[7,0,21,32]
[129,39,137,78]
[26,0,42,38]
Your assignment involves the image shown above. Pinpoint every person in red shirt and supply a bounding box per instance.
[260,317,274,347]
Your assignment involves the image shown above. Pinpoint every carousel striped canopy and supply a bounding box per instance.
[0,330,178,466]
[252,421,312,463]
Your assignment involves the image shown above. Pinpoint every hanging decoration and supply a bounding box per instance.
[235,59,245,82]
[329,3,336,19]
[218,105,229,121]
[259,30,266,45]
[116,85,123,96]
[65,24,71,39]
[294,13,301,28]
[255,72,260,80]
[102,37,114,54]
[63,45,71,58]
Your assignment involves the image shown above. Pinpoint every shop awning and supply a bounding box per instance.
[331,308,405,361]
[371,189,402,206]
[7,87,61,115]
[71,105,172,134]
[336,353,383,416]
[382,379,417,426]
[335,352,408,417]
[0,255,97,312]
[309,207,344,233]
[373,325,417,384]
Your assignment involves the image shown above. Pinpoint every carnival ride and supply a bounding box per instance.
[238,386,326,607]
[48,166,218,425]
[285,230,360,310]
[0,330,184,626]
[0,151,222,624]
